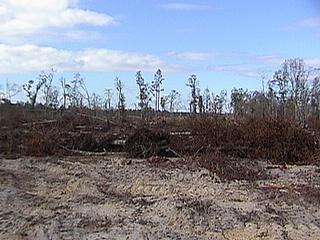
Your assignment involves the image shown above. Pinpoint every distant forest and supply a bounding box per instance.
[1,58,320,122]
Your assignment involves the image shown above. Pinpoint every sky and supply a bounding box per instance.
[0,0,320,109]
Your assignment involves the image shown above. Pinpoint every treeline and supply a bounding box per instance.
[0,69,182,114]
[1,58,320,122]
[182,58,320,123]
[231,58,320,122]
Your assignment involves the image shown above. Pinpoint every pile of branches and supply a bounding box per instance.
[0,109,126,157]
[125,127,170,158]
[169,117,318,165]
[1,104,319,166]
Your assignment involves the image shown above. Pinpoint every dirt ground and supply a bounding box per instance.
[1,155,320,240]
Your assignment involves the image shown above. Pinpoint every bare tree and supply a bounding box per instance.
[198,95,204,113]
[136,71,151,111]
[151,69,164,111]
[0,85,3,99]
[60,77,71,109]
[23,76,46,108]
[186,74,199,114]
[91,93,103,111]
[47,87,59,109]
[70,73,83,108]
[104,88,112,110]
[212,90,227,115]
[115,77,125,112]
[268,67,290,118]
[230,88,249,117]
[40,69,55,108]
[269,58,311,121]
[69,73,91,108]
[79,75,91,109]
[311,76,320,120]
[286,58,310,121]
[203,87,211,113]
[218,90,227,114]
[168,89,180,112]
[160,95,169,111]
[265,84,278,120]
[245,91,269,118]
[1,79,20,102]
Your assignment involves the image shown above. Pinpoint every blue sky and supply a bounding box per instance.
[0,0,319,109]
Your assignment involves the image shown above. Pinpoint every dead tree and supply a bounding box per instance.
[186,74,199,114]
[40,69,55,108]
[115,77,125,114]
[23,77,46,108]
[104,88,112,110]
[168,89,180,112]
[151,69,164,111]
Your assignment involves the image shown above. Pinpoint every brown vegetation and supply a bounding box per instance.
[1,103,319,168]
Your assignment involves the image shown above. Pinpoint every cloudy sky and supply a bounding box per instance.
[0,0,320,107]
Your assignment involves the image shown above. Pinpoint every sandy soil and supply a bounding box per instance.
[1,155,320,239]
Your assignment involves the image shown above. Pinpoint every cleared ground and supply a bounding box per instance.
[1,155,320,239]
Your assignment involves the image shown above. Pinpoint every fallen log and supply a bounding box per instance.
[76,113,116,125]
[166,148,187,161]
[169,131,191,136]
[260,184,300,191]
[1,119,58,129]
[58,144,108,156]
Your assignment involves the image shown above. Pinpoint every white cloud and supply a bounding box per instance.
[0,0,115,42]
[0,44,182,74]
[208,64,262,78]
[293,16,320,28]
[288,16,320,38]
[209,56,320,79]
[167,51,212,61]
[167,51,238,61]
[305,58,320,68]
[255,55,286,65]
[161,3,209,11]
[255,55,320,69]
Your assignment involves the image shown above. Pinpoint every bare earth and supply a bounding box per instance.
[1,155,320,240]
